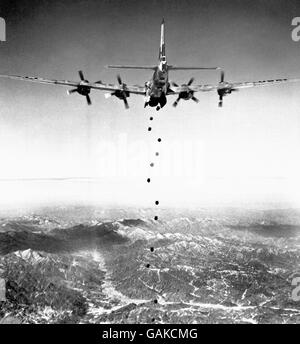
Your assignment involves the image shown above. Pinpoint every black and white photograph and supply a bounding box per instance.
[0,0,300,329]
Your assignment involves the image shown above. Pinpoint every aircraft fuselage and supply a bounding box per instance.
[143,19,170,111]
[145,62,169,110]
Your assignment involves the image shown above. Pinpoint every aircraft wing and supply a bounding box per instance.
[0,73,146,95]
[107,65,156,70]
[226,77,300,89]
[0,74,81,87]
[169,77,300,94]
[168,84,217,94]
[91,82,146,95]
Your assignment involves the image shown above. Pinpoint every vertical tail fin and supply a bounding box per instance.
[159,18,166,61]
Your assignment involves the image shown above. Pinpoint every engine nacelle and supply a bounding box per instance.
[218,88,230,97]
[77,85,91,96]
[179,89,194,101]
[113,89,130,100]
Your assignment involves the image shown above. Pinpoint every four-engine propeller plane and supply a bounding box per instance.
[1,19,300,110]
[106,18,220,110]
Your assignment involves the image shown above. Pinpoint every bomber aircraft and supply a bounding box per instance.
[1,19,300,109]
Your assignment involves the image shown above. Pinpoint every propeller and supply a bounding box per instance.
[173,97,181,108]
[187,77,194,86]
[217,70,237,107]
[220,70,225,83]
[218,70,225,107]
[86,94,92,106]
[106,75,130,109]
[117,75,129,109]
[172,78,199,107]
[79,70,85,81]
[67,70,92,105]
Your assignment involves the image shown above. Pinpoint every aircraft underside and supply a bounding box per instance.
[145,93,167,111]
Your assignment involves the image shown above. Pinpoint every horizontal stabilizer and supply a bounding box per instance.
[169,66,221,70]
[107,65,156,70]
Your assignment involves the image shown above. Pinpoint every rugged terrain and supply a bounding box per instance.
[0,206,299,324]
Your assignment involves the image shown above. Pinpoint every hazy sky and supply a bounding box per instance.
[0,0,300,209]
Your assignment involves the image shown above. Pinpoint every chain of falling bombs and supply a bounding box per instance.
[146,115,161,323]
[146,117,194,323]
